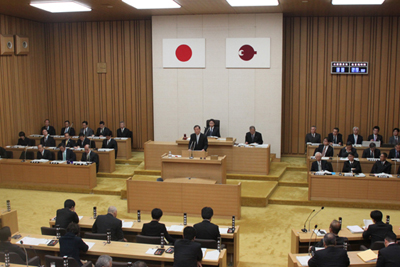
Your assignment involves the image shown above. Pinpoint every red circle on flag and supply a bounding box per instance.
[176,44,192,62]
[238,45,257,61]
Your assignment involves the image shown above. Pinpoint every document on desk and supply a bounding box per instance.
[146,248,157,255]
[20,237,50,246]
[167,225,184,231]
[86,242,95,250]
[296,256,311,266]
[358,249,377,262]
[122,221,134,228]
[219,227,229,234]
[201,248,207,257]
[79,216,83,220]
[363,219,373,228]
[347,225,364,233]
[204,250,220,260]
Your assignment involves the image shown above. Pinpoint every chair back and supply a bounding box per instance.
[41,226,66,237]
[45,255,81,267]
[194,238,218,249]
[0,252,26,265]
[370,241,385,250]
[83,232,107,240]
[90,140,96,148]
[136,234,161,245]
[206,119,220,128]
[29,139,36,146]
[6,151,13,159]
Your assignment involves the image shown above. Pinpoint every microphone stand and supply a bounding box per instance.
[204,127,210,137]
[308,225,318,256]
[189,142,194,159]
[22,146,28,162]
[308,207,324,232]
[302,209,315,233]
[337,154,339,173]
[19,240,29,267]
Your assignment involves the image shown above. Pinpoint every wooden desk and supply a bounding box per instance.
[145,141,270,175]
[161,156,226,184]
[307,144,393,158]
[0,210,18,234]
[29,135,131,160]
[49,216,239,267]
[12,233,227,267]
[176,138,236,146]
[288,251,377,267]
[164,178,217,184]
[5,147,115,173]
[0,159,96,189]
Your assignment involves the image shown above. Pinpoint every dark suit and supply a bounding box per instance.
[308,246,350,267]
[141,221,175,244]
[389,136,400,145]
[313,236,348,249]
[0,241,26,261]
[328,133,343,145]
[189,133,208,151]
[57,150,76,161]
[342,160,362,173]
[92,213,124,241]
[305,133,321,144]
[311,160,333,172]
[362,148,381,159]
[173,239,202,267]
[388,149,400,159]
[41,126,56,136]
[62,139,76,148]
[117,128,131,137]
[102,139,118,158]
[314,145,334,157]
[76,138,90,148]
[40,136,56,147]
[79,127,94,137]
[59,232,88,267]
[96,127,111,136]
[371,161,392,174]
[362,221,393,245]
[347,134,363,145]
[17,137,31,146]
[55,208,79,229]
[368,134,383,143]
[81,151,99,173]
[0,147,7,158]
[205,127,221,138]
[376,243,400,267]
[37,150,54,160]
[245,131,263,144]
[338,147,359,158]
[60,127,76,136]
[193,220,220,241]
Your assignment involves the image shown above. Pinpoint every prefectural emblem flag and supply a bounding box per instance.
[226,38,271,68]
[163,39,205,68]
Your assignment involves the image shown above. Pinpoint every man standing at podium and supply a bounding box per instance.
[189,125,208,151]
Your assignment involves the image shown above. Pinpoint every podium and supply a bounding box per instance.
[0,210,18,234]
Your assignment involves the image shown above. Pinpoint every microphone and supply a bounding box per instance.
[19,240,29,267]
[301,209,315,233]
[337,153,339,173]
[308,207,324,232]
[22,146,29,162]
[308,224,318,256]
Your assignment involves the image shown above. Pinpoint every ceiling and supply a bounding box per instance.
[1,0,400,23]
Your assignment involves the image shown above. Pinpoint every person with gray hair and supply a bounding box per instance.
[305,126,321,144]
[132,261,147,267]
[92,206,126,242]
[117,121,131,138]
[310,152,333,172]
[308,233,350,267]
[347,126,363,145]
[95,255,112,267]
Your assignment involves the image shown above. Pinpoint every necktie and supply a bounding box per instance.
[318,162,322,171]
[374,135,377,141]
[371,151,374,158]
[65,127,68,133]
[312,134,315,138]
[121,128,124,133]
[322,146,327,157]
[101,129,104,134]
[252,134,255,142]
[354,135,357,144]
[107,139,110,145]
[334,136,337,143]
[47,126,49,131]
[63,151,66,161]
[87,153,90,161]
[210,128,213,135]
[84,129,86,135]
[382,161,384,165]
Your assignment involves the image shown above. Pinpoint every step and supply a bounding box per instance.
[278,170,308,187]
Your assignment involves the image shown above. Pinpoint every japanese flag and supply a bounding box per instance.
[226,38,271,68]
[163,38,205,68]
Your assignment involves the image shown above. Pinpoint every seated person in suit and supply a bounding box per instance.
[368,126,383,143]
[92,206,126,242]
[80,121,94,137]
[75,133,91,148]
[328,127,343,145]
[342,153,362,173]
[17,131,31,146]
[37,144,54,160]
[193,207,220,242]
[57,143,76,161]
[60,120,76,136]
[55,199,79,229]
[95,255,113,267]
[371,153,392,174]
[40,129,56,147]
[141,208,175,244]
[102,133,118,159]
[245,126,263,145]
[96,121,111,137]
[388,144,400,159]
[81,145,99,173]
[62,133,76,148]
[376,232,400,267]
[347,126,363,145]
[312,220,348,250]
[308,233,350,267]
[314,138,334,157]
[339,142,359,158]
[310,152,333,172]
[362,142,381,158]
[117,121,131,137]
[205,119,220,137]
[173,226,202,267]
[305,126,321,144]
[59,222,88,267]
[0,226,27,262]
[389,128,400,145]
[189,125,208,151]
[363,210,393,246]
[41,119,56,136]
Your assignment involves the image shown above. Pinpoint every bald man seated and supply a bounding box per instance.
[92,206,126,242]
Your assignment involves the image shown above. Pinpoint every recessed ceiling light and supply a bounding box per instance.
[332,0,384,5]
[122,0,181,9]
[30,1,91,13]
[226,0,279,7]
